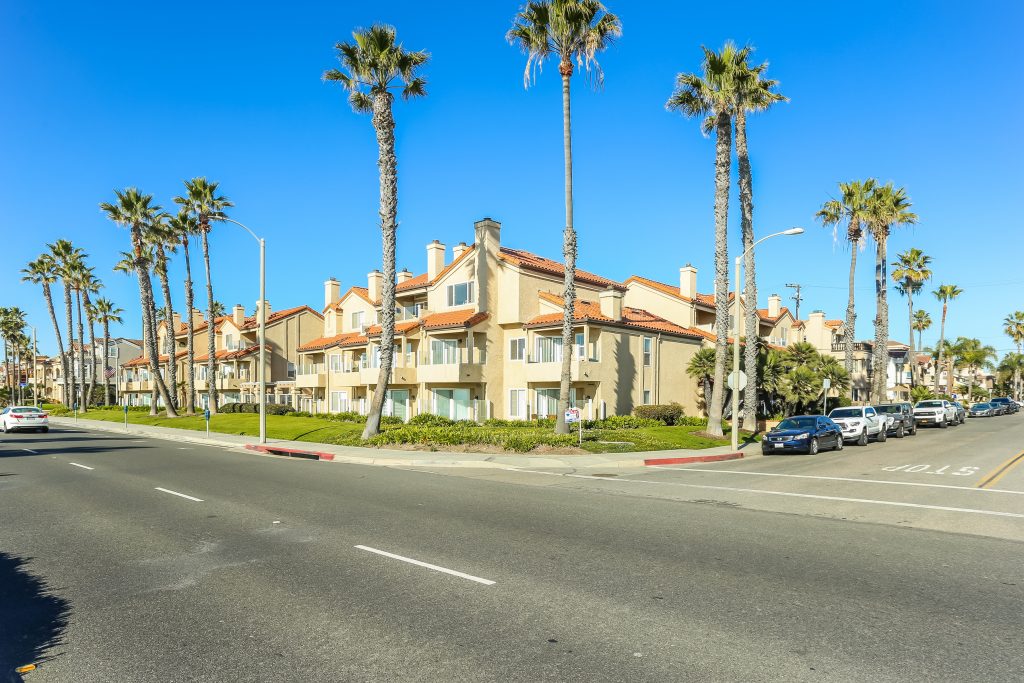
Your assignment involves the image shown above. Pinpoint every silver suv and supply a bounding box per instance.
[828,406,887,446]
[913,399,959,428]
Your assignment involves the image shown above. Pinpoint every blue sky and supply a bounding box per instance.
[2,1,1022,358]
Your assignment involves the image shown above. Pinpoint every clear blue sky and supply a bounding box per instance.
[2,0,1021,358]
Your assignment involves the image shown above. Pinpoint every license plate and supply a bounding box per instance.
[773,443,784,448]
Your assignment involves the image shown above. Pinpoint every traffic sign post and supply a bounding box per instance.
[123,404,129,431]
[74,402,78,421]
[565,407,582,446]
[727,370,748,392]
[204,408,211,439]
[822,378,831,415]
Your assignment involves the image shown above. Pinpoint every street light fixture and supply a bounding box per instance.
[731,227,804,451]
[215,217,267,445]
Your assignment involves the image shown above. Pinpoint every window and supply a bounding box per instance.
[536,388,559,418]
[197,366,207,380]
[576,333,585,360]
[396,304,421,320]
[225,334,235,350]
[351,311,365,330]
[329,354,342,372]
[509,337,526,362]
[446,281,474,307]
[509,388,527,419]
[643,336,652,366]
[330,390,347,413]
[728,314,735,331]
[535,336,562,363]
[780,328,788,346]
[430,339,459,365]
[107,345,118,358]
[287,362,296,379]
[643,390,652,405]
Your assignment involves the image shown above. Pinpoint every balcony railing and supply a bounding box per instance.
[831,341,846,352]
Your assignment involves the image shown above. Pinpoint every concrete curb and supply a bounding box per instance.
[245,444,335,461]
[643,451,744,466]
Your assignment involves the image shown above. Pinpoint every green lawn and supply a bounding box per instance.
[52,406,747,454]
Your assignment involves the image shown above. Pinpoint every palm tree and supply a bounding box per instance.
[174,178,233,414]
[78,268,103,406]
[49,240,83,407]
[816,179,876,385]
[325,24,430,439]
[667,43,745,438]
[932,284,963,395]
[731,49,787,430]
[100,188,179,416]
[65,252,91,411]
[92,298,123,405]
[169,211,199,414]
[997,352,1024,401]
[891,248,932,387]
[911,309,932,380]
[508,2,621,435]
[209,301,226,318]
[0,308,23,403]
[951,337,996,402]
[148,214,179,410]
[22,254,70,405]
[686,347,717,415]
[1003,311,1024,401]
[865,183,918,402]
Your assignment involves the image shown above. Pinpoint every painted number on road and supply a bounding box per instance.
[882,464,980,476]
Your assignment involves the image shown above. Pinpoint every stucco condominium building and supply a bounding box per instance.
[296,218,724,421]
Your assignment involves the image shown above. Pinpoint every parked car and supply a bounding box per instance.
[951,401,967,423]
[990,397,1019,414]
[762,415,844,455]
[969,402,995,417]
[989,401,1007,416]
[0,406,50,433]
[873,402,917,437]
[828,406,887,445]
[913,399,958,427]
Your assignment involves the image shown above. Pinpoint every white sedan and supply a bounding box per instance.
[0,406,50,433]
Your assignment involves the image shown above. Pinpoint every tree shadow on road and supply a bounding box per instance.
[0,552,71,682]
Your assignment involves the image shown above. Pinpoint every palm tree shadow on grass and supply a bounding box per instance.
[0,552,71,681]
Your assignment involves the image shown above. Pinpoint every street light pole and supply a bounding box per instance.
[31,326,37,407]
[217,217,267,444]
[731,227,805,451]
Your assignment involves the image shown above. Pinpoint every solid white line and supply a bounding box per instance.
[154,487,204,502]
[653,466,1024,496]
[68,462,94,470]
[22,449,38,454]
[354,545,495,585]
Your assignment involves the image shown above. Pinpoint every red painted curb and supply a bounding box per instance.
[245,444,335,461]
[643,451,744,466]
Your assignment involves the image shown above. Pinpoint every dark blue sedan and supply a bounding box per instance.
[762,415,844,455]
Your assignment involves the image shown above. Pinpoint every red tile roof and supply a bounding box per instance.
[756,306,792,323]
[297,333,363,352]
[825,319,843,328]
[238,305,321,330]
[623,275,696,303]
[499,247,626,291]
[395,272,429,292]
[395,245,477,293]
[365,320,422,336]
[525,296,703,340]
[421,310,490,330]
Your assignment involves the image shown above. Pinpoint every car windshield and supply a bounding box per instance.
[875,405,902,414]
[829,408,861,418]
[991,398,1008,403]
[917,401,942,408]
[777,417,816,430]
[971,403,990,409]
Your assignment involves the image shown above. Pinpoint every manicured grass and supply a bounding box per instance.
[57,406,746,453]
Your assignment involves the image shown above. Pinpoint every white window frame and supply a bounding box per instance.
[329,354,342,372]
[446,281,474,307]
[509,337,526,362]
[351,311,365,330]
[535,335,562,364]
[643,336,652,366]
[643,389,652,405]
[287,362,296,379]
[509,388,527,419]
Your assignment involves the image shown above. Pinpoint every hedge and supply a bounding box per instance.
[632,403,685,425]
[368,424,582,452]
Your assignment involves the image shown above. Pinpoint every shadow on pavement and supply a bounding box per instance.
[0,445,151,458]
[0,552,71,682]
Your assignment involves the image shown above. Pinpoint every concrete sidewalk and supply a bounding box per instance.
[50,416,750,469]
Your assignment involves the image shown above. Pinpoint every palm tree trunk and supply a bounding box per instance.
[75,290,87,411]
[736,110,758,431]
[906,291,915,388]
[871,234,889,403]
[844,228,858,393]
[42,281,69,406]
[1016,343,1022,402]
[83,290,98,406]
[182,237,196,415]
[703,377,712,416]
[555,64,577,436]
[201,230,218,414]
[362,90,398,440]
[131,226,178,416]
[103,320,111,406]
[156,251,178,411]
[707,110,733,438]
[934,304,947,394]
[63,281,75,406]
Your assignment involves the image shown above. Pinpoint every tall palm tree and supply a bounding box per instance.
[891,248,932,387]
[49,240,83,407]
[733,50,786,430]
[816,179,876,385]
[91,298,123,406]
[148,214,179,410]
[168,211,199,415]
[209,301,226,318]
[932,283,963,395]
[1003,311,1024,401]
[325,24,430,439]
[951,337,996,402]
[78,268,103,406]
[865,183,918,402]
[0,308,21,403]
[508,1,621,435]
[686,347,717,416]
[174,178,232,414]
[667,43,745,438]
[100,188,179,416]
[911,309,932,363]
[21,254,70,405]
[65,252,92,411]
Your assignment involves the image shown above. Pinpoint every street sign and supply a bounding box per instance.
[19,382,26,388]
[951,393,958,400]
[823,378,831,390]
[564,408,581,424]
[727,370,747,391]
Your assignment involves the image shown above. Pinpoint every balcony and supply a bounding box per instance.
[296,363,326,389]
[831,341,846,352]
[524,357,594,384]
[359,364,418,386]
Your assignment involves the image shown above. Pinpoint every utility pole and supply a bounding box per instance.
[785,283,803,322]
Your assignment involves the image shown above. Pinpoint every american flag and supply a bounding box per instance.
[104,366,116,379]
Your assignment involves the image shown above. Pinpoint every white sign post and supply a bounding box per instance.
[565,407,582,446]
[822,378,832,414]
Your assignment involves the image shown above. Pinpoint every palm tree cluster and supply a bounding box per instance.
[0,307,32,404]
[759,342,850,417]
[1003,311,1024,401]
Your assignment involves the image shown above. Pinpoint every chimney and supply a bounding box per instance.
[397,268,412,284]
[232,304,245,327]
[427,240,445,280]
[809,310,825,325]
[324,278,340,308]
[255,300,271,323]
[680,264,698,300]
[367,270,383,303]
[474,217,501,253]
[452,242,470,260]
[171,312,181,334]
[599,287,624,321]
[768,294,781,318]
[191,308,204,328]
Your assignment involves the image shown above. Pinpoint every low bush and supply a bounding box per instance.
[380,415,405,427]
[632,403,685,425]
[409,413,459,427]
[593,415,661,429]
[368,424,580,452]
[676,416,709,427]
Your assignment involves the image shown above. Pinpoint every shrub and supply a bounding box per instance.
[409,413,459,427]
[632,403,685,425]
[677,416,709,427]
[366,424,580,452]
[595,415,661,429]
[380,415,405,426]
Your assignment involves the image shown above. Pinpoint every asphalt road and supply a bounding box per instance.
[2,420,1023,682]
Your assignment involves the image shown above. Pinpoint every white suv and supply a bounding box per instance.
[828,406,887,446]
[913,399,959,428]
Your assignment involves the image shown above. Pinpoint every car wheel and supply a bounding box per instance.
[835,436,844,451]
[808,438,819,455]
[896,424,905,438]
[910,424,917,435]
[42,427,49,433]
[877,428,887,442]
[858,429,868,446]
[940,418,948,429]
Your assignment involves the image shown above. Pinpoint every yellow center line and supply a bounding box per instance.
[977,450,1024,489]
